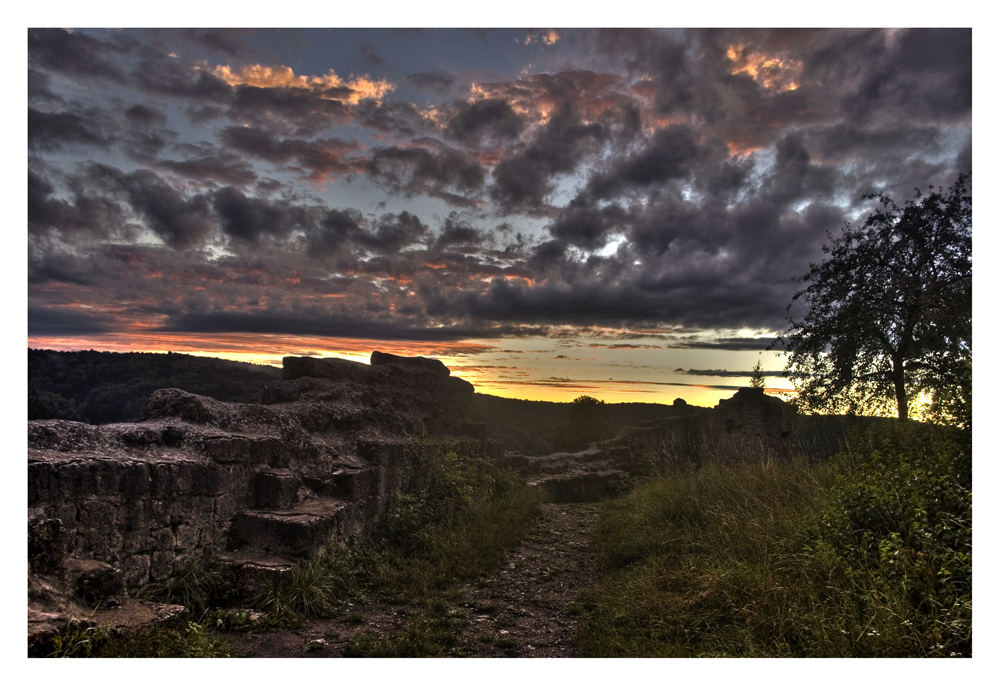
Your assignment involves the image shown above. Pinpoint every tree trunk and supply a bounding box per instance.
[892,357,908,421]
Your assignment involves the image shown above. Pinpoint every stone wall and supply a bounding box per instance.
[28,353,496,606]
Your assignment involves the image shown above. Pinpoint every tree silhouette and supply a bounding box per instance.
[749,358,766,390]
[782,175,971,424]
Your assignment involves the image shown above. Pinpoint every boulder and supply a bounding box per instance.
[370,350,449,377]
[282,356,371,383]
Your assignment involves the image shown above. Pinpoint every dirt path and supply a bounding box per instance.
[225,502,601,657]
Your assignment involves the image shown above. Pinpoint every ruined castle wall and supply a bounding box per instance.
[29,448,252,587]
[28,419,503,590]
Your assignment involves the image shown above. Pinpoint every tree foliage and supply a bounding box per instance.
[782,175,971,424]
[749,358,766,390]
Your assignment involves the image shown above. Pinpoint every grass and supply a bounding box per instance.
[36,448,540,657]
[325,451,542,602]
[343,598,466,657]
[31,620,239,658]
[574,422,971,657]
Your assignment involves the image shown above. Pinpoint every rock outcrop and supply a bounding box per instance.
[28,352,494,643]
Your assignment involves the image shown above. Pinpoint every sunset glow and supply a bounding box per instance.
[28,28,970,408]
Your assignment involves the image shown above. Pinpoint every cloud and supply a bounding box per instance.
[212,186,307,244]
[219,125,362,181]
[28,306,118,335]
[367,142,485,203]
[404,70,455,95]
[490,104,609,212]
[582,124,701,201]
[29,107,108,151]
[27,29,971,352]
[28,28,128,83]
[677,368,790,377]
[212,63,395,105]
[79,164,215,249]
[524,30,561,46]
[156,155,258,186]
[444,98,525,146]
[669,337,784,351]
[360,42,385,67]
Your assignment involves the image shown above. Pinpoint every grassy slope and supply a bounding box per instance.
[575,422,972,657]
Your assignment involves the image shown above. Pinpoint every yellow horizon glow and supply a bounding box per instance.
[28,332,795,409]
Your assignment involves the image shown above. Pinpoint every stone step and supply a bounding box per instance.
[301,467,371,500]
[229,497,362,558]
[251,469,301,508]
[217,549,300,595]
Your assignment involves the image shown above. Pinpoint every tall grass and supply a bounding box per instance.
[575,423,971,657]
[262,450,541,622]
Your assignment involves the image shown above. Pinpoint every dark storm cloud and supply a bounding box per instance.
[358,212,429,253]
[29,169,133,242]
[670,337,784,351]
[28,306,118,335]
[678,368,790,378]
[27,29,971,347]
[490,105,609,212]
[30,102,176,159]
[81,164,215,249]
[28,28,128,83]
[124,104,167,127]
[583,124,701,201]
[434,213,485,252]
[227,85,353,137]
[219,125,361,180]
[212,186,308,244]
[28,107,108,151]
[160,310,528,342]
[367,142,485,203]
[132,53,232,101]
[814,29,971,124]
[445,98,525,145]
[307,208,365,257]
[404,70,455,95]
[156,155,258,186]
[28,68,60,106]
[547,204,627,251]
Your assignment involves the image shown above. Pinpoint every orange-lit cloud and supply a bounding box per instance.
[524,30,561,46]
[725,44,801,92]
[212,63,395,104]
[467,71,628,126]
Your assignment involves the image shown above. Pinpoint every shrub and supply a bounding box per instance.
[576,422,971,657]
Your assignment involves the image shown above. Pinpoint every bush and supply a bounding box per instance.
[575,423,971,657]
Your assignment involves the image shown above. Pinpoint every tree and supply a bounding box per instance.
[749,357,766,390]
[554,395,610,451]
[782,175,971,424]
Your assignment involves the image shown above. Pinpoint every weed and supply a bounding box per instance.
[342,600,462,657]
[32,620,237,658]
[575,423,971,657]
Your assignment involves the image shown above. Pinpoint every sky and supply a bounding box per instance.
[25,24,972,406]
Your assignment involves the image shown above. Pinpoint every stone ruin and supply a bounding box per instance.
[27,351,830,646]
[28,351,495,644]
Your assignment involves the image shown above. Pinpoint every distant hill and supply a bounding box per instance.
[28,349,281,424]
[472,393,708,456]
[28,350,707,452]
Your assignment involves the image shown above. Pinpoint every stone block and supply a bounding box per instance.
[150,551,175,581]
[252,470,300,508]
[64,559,125,607]
[121,554,151,588]
[28,516,65,575]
